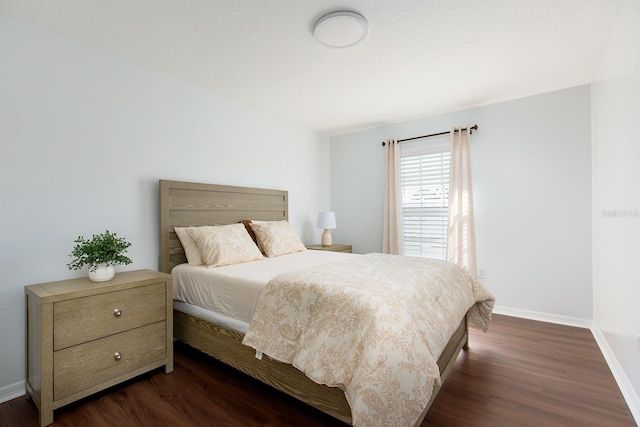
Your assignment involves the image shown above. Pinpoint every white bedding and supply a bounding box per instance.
[172,250,357,327]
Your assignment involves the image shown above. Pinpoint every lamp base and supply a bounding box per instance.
[321,229,332,246]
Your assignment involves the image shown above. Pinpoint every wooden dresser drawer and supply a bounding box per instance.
[53,283,166,351]
[53,321,166,401]
[26,269,173,427]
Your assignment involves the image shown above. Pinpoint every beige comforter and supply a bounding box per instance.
[242,253,495,427]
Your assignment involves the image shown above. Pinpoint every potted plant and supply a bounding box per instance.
[67,230,133,282]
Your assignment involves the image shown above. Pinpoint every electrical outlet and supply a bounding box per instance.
[479,269,486,279]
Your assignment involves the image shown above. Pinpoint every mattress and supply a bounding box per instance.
[172,250,357,331]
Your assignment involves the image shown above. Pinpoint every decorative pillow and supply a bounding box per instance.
[240,220,272,248]
[174,227,203,265]
[186,223,264,267]
[241,220,258,246]
[250,220,306,257]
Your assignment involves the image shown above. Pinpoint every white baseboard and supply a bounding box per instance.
[0,380,25,404]
[591,328,640,425]
[492,305,593,328]
[493,305,639,425]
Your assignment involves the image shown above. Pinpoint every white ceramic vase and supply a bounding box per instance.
[88,264,116,282]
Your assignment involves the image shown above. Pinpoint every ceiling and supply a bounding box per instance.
[0,0,624,136]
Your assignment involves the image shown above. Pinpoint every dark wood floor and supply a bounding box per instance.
[1,314,636,427]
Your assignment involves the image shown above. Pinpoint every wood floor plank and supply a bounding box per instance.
[424,315,636,426]
[1,314,635,426]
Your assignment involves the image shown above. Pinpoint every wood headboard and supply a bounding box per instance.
[158,180,288,273]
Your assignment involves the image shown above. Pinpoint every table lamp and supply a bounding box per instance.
[316,211,337,246]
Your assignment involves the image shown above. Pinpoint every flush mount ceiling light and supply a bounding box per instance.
[313,11,368,49]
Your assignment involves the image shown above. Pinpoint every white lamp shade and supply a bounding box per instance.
[316,211,337,230]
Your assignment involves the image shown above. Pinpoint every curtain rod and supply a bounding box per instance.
[381,124,478,146]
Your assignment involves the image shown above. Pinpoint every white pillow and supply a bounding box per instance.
[174,227,203,265]
[187,224,264,267]
[250,220,306,257]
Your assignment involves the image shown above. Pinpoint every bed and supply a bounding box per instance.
[158,179,493,427]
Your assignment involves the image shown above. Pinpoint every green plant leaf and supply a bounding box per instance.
[67,230,132,271]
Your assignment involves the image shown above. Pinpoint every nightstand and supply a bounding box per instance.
[307,244,352,253]
[25,269,173,427]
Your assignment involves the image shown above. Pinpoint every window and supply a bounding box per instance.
[400,140,450,259]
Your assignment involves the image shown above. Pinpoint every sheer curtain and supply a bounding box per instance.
[447,127,477,278]
[383,139,403,254]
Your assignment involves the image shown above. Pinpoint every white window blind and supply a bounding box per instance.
[400,144,450,259]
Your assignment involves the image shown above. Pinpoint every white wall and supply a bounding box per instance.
[591,0,640,415]
[0,14,330,394]
[330,86,593,321]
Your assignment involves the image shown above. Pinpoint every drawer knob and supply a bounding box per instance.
[114,352,122,361]
[113,308,122,317]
